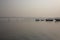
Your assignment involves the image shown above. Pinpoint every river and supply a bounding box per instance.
[0,18,60,40]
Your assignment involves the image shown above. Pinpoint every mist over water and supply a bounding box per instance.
[0,18,60,40]
[1,0,60,40]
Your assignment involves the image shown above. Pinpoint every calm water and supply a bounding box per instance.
[0,18,60,40]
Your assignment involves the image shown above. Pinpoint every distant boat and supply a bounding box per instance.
[35,19,40,21]
[41,19,44,21]
[55,18,60,21]
[46,18,53,21]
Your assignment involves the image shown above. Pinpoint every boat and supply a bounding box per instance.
[55,18,60,21]
[46,18,53,21]
[35,19,40,21]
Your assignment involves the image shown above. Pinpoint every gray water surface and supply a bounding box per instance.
[0,18,60,40]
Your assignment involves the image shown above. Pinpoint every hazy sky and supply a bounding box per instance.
[0,0,60,17]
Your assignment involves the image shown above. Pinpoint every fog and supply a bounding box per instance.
[1,0,60,40]
[0,0,60,17]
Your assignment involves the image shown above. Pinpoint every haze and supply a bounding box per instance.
[0,0,60,17]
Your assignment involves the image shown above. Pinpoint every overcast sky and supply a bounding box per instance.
[0,0,60,17]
